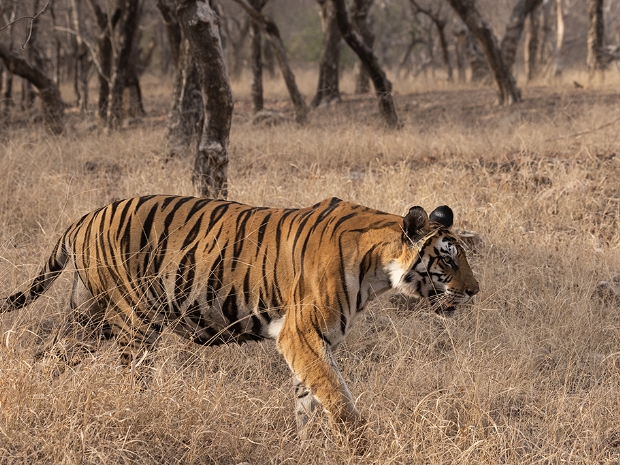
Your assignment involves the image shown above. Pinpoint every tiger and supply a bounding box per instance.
[0,195,478,439]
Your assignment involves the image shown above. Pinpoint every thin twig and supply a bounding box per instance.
[54,25,111,84]
[550,115,620,141]
[0,0,50,31]
[0,0,51,49]
[0,0,51,31]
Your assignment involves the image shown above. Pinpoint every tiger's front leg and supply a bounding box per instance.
[277,310,365,441]
[293,375,319,437]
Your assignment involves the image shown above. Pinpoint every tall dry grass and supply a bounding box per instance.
[1,73,620,464]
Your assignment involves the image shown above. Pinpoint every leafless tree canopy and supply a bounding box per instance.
[0,0,617,134]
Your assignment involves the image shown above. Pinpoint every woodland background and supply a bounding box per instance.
[0,0,620,464]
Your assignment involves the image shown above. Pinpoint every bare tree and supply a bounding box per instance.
[126,23,149,117]
[312,0,341,107]
[249,0,267,113]
[332,0,399,127]
[454,23,489,83]
[537,0,554,74]
[587,0,606,81]
[523,4,540,81]
[165,38,203,157]
[87,0,120,121]
[410,0,453,82]
[500,0,544,70]
[108,0,140,129]
[0,43,64,134]
[176,0,233,198]
[22,0,46,110]
[70,0,91,112]
[232,0,308,124]
[446,0,521,105]
[553,0,564,76]
[222,13,250,81]
[0,1,63,133]
[156,0,182,67]
[350,0,373,93]
[154,0,202,156]
[1,3,16,119]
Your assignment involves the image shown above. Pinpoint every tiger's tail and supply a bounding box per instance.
[1,234,71,313]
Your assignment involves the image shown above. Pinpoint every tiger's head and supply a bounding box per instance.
[388,205,479,315]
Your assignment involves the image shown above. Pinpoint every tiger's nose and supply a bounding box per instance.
[466,282,480,297]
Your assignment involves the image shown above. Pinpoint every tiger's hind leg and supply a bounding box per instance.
[104,301,163,389]
[36,272,108,371]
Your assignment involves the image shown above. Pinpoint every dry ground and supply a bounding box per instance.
[1,72,620,464]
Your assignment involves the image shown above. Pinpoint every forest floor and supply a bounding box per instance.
[1,72,620,464]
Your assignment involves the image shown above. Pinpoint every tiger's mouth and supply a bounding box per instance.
[435,304,457,316]
[428,292,459,316]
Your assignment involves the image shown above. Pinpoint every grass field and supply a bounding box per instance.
[1,71,620,464]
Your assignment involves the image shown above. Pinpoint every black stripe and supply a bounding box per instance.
[115,199,135,243]
[206,252,224,306]
[242,266,252,306]
[221,288,240,330]
[330,212,358,238]
[232,209,253,272]
[208,202,230,229]
[139,203,160,252]
[174,243,198,306]
[255,213,272,255]
[181,213,205,250]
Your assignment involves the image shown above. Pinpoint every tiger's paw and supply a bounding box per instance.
[335,418,369,456]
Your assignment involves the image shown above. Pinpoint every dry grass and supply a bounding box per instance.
[1,72,620,464]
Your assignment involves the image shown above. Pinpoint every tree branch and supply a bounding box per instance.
[0,0,50,49]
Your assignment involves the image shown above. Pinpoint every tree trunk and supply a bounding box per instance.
[165,38,203,157]
[249,0,265,113]
[86,0,117,121]
[250,21,263,112]
[453,24,467,82]
[332,0,399,127]
[350,0,374,94]
[108,0,140,129]
[23,0,46,110]
[126,68,146,117]
[233,0,308,124]
[49,1,61,85]
[157,0,204,157]
[0,43,64,134]
[126,29,148,117]
[2,69,13,118]
[156,0,183,68]
[436,20,453,82]
[226,17,250,81]
[447,0,521,105]
[454,24,490,83]
[524,5,540,81]
[587,0,606,81]
[71,0,91,112]
[538,0,554,73]
[262,35,276,78]
[553,0,564,76]
[176,0,233,199]
[500,0,544,70]
[409,1,453,82]
[312,0,341,107]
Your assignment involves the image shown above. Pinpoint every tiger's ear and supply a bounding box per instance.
[429,205,454,228]
[403,206,429,242]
